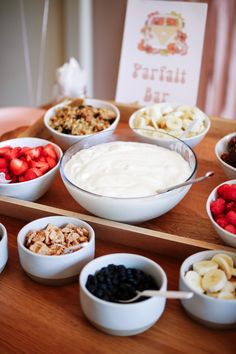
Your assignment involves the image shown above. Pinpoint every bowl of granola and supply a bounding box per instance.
[44,98,120,150]
[129,103,210,148]
[17,216,95,285]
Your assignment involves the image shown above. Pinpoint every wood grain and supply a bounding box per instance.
[0,103,235,353]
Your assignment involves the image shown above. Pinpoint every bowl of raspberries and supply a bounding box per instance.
[215,132,236,179]
[206,180,236,247]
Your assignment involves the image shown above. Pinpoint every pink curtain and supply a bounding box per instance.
[197,0,236,119]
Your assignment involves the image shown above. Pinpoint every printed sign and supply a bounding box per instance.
[116,0,208,106]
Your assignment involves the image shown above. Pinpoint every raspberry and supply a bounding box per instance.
[221,185,236,201]
[225,210,236,226]
[210,198,225,216]
[224,224,236,234]
[215,215,228,228]
[217,184,230,197]
[225,201,235,212]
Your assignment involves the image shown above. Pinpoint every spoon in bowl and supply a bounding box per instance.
[118,290,193,303]
[156,171,214,195]
[0,172,11,184]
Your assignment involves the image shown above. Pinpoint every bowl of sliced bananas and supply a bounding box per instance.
[179,250,236,329]
[129,103,210,148]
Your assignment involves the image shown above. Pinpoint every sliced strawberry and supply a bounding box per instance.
[43,144,57,160]
[25,147,43,160]
[18,175,26,183]
[8,147,21,159]
[11,175,18,183]
[24,167,43,181]
[9,158,28,176]
[0,157,8,169]
[19,146,31,156]
[45,156,57,169]
[29,160,49,174]
[37,156,46,162]
[0,146,12,157]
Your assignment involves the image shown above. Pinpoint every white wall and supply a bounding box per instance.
[0,0,64,107]
[0,0,127,107]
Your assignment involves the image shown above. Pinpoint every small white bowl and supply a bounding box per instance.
[215,132,236,179]
[60,128,197,223]
[129,102,210,149]
[0,223,8,273]
[0,137,63,201]
[79,253,167,336]
[17,216,95,285]
[44,98,120,150]
[206,179,236,248]
[179,250,236,328]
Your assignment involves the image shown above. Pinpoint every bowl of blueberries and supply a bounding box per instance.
[79,253,167,336]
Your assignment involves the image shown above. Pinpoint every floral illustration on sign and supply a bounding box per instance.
[138,11,188,56]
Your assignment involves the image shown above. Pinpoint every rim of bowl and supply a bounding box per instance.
[60,128,197,200]
[129,103,211,142]
[0,138,63,186]
[17,216,95,258]
[206,179,236,238]
[0,223,7,242]
[180,250,236,302]
[215,132,236,173]
[79,253,167,307]
[43,99,120,139]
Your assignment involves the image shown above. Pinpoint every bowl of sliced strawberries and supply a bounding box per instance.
[0,137,62,201]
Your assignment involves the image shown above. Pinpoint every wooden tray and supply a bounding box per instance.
[0,103,235,353]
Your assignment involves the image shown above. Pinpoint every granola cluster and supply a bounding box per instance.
[49,99,117,136]
[25,223,89,256]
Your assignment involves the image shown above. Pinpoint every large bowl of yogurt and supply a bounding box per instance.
[60,128,197,223]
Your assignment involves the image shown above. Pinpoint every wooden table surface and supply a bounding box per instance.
[0,104,235,354]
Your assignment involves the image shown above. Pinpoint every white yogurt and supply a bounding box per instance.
[64,141,192,198]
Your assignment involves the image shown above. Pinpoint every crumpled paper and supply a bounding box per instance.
[53,57,87,101]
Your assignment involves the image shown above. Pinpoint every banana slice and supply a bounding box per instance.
[206,291,219,298]
[211,254,232,279]
[217,292,235,300]
[193,260,218,276]
[168,129,183,138]
[134,116,147,129]
[202,269,227,292]
[222,281,235,293]
[161,106,174,115]
[212,253,234,268]
[166,116,182,130]
[157,117,167,129]
[184,270,204,294]
[231,268,236,277]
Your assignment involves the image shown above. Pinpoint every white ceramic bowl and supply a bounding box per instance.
[44,98,120,150]
[129,102,210,149]
[60,128,197,223]
[0,137,63,201]
[179,250,236,328]
[215,132,236,179]
[17,216,95,285]
[0,223,8,273]
[79,253,167,336]
[206,179,236,248]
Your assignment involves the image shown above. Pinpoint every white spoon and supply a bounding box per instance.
[118,290,193,303]
[0,172,11,184]
[156,171,214,194]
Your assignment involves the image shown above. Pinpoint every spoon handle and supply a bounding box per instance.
[157,171,214,194]
[141,290,193,299]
